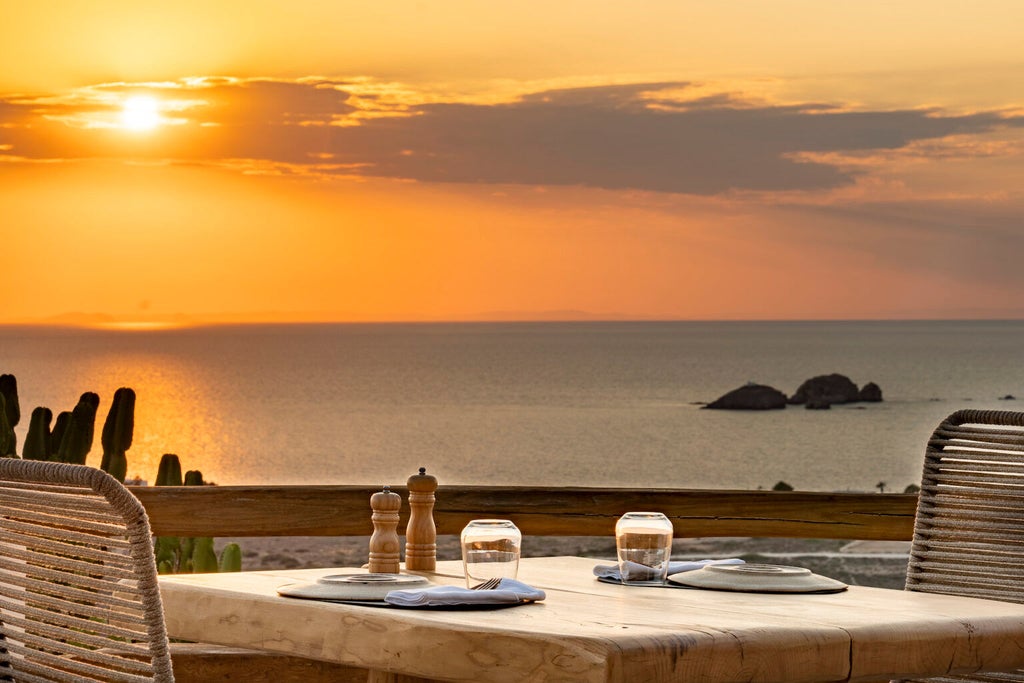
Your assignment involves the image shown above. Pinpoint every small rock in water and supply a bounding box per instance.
[999,394,1017,401]
[704,384,788,410]
[858,382,883,402]
[789,374,860,405]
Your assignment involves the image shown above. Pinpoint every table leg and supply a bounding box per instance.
[366,670,444,683]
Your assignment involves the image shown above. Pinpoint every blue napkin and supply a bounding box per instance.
[594,558,745,582]
[384,578,546,607]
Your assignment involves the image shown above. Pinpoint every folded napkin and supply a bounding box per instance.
[594,558,745,582]
[384,578,546,607]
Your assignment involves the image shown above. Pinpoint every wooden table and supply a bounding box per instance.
[159,556,1024,682]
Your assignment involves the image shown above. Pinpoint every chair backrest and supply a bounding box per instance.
[906,409,1024,602]
[0,459,174,682]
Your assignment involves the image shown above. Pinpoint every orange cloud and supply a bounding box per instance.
[2,79,1022,197]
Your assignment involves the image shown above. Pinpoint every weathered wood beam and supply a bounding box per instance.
[130,485,917,541]
[169,644,368,683]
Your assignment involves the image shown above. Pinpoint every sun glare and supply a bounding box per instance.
[120,96,161,131]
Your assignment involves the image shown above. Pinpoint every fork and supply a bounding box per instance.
[470,577,503,590]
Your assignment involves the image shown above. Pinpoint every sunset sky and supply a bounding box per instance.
[2,1,1023,324]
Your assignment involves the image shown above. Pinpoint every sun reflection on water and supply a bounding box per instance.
[93,321,190,331]
[76,350,227,485]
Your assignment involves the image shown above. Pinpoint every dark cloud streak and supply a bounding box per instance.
[2,80,1021,195]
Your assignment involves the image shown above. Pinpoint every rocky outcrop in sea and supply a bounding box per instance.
[703,383,788,410]
[705,373,883,410]
[789,374,861,406]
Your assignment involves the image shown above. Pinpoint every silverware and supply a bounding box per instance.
[470,577,502,590]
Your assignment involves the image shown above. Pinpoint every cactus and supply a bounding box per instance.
[57,393,99,465]
[0,395,14,458]
[100,387,134,482]
[179,537,196,572]
[152,457,240,574]
[103,452,128,481]
[156,453,183,487]
[50,411,71,459]
[0,375,19,456]
[218,543,242,572]
[22,407,52,460]
[191,537,219,573]
[155,548,177,575]
[154,454,184,574]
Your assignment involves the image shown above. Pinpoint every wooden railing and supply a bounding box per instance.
[130,485,918,541]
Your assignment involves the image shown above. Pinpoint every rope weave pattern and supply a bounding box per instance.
[0,459,174,682]
[897,410,1024,683]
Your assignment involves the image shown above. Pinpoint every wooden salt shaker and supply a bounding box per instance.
[368,485,402,573]
[404,467,437,571]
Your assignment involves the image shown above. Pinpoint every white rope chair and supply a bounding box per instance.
[899,409,1024,683]
[0,459,174,682]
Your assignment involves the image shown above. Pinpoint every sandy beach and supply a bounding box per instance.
[214,535,911,590]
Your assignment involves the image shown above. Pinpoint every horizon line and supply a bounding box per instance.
[3,316,1024,331]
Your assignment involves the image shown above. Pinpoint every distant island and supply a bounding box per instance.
[704,373,883,410]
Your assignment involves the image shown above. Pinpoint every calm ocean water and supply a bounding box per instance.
[2,321,1023,491]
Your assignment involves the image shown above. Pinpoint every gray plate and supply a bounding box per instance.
[668,564,848,594]
[277,573,431,601]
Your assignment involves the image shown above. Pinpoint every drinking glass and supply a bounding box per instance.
[615,511,673,585]
[460,519,521,587]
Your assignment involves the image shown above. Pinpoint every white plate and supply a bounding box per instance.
[278,573,431,601]
[668,563,847,593]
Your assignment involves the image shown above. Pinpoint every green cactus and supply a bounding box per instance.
[77,391,99,441]
[155,545,178,575]
[104,452,127,481]
[22,407,52,460]
[0,375,19,456]
[191,537,219,573]
[50,411,71,459]
[152,458,240,573]
[218,543,242,573]
[100,387,134,482]
[57,394,99,465]
[154,454,183,574]
[180,537,196,570]
[156,453,183,487]
[0,395,14,458]
[183,466,218,573]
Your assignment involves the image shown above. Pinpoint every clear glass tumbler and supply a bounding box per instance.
[615,511,673,585]
[460,519,521,587]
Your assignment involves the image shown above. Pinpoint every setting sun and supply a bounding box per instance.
[120,95,161,131]
[2,2,1024,324]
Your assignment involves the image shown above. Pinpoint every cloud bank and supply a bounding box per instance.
[1,78,1021,195]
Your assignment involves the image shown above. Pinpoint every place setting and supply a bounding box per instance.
[594,511,848,594]
[278,517,546,610]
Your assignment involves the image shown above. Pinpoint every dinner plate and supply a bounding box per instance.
[668,563,847,593]
[277,573,431,601]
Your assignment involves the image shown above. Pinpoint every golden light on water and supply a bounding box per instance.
[120,95,161,131]
[94,321,188,331]
[79,350,226,484]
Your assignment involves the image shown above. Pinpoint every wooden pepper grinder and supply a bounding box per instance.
[368,485,402,573]
[404,467,438,571]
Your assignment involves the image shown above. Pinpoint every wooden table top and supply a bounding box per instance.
[159,556,1024,683]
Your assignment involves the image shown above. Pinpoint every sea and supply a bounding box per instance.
[1,320,1022,492]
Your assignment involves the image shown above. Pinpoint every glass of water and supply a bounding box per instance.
[460,519,521,587]
[615,512,673,585]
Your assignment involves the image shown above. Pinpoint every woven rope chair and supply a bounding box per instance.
[0,459,174,682]
[897,409,1024,683]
